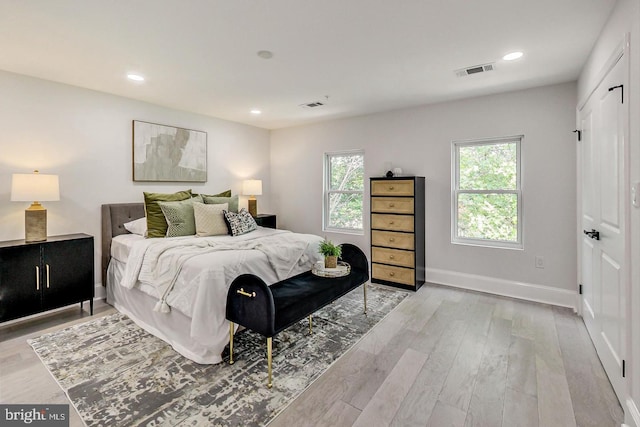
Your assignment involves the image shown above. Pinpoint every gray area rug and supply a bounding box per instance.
[29,285,407,426]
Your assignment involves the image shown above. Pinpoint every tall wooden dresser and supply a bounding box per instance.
[370,176,425,290]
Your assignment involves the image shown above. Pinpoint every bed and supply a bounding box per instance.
[101,203,324,364]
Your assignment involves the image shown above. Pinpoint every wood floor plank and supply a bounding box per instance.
[390,319,467,426]
[553,307,623,426]
[532,304,576,427]
[352,348,428,427]
[502,387,538,427]
[437,300,495,412]
[506,335,537,397]
[464,317,511,427]
[427,401,467,427]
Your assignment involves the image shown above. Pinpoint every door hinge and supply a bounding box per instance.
[608,84,624,103]
[579,284,583,294]
[623,360,626,378]
[573,129,582,141]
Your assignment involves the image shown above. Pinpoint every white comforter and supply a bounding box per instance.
[116,228,323,358]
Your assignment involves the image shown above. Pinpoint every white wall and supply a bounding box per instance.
[271,82,577,307]
[578,0,640,425]
[0,71,271,288]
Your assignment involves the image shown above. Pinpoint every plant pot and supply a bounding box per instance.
[324,255,338,269]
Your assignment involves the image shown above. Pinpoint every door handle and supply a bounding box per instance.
[583,229,600,240]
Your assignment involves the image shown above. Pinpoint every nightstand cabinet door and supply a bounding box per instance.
[42,237,94,312]
[0,234,94,323]
[0,245,42,321]
[370,177,425,291]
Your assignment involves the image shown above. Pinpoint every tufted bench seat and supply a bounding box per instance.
[226,243,369,388]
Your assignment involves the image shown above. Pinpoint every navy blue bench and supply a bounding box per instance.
[226,243,369,388]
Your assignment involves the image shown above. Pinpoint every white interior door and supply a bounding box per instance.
[579,51,627,404]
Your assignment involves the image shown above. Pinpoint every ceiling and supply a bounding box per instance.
[0,0,616,130]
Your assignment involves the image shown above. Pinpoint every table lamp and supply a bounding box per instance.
[242,179,262,217]
[11,170,60,242]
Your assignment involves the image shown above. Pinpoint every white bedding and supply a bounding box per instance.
[107,227,323,364]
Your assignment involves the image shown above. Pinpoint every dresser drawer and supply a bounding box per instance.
[371,213,414,232]
[371,197,414,214]
[372,247,415,268]
[372,263,415,286]
[371,180,414,196]
[371,230,414,250]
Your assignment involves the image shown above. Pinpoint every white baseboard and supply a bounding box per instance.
[426,268,577,310]
[95,283,106,300]
[626,397,640,427]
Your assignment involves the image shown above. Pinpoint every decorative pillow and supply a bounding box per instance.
[223,208,258,236]
[123,217,147,236]
[158,197,203,237]
[143,190,192,238]
[194,189,231,198]
[203,194,239,213]
[193,202,229,236]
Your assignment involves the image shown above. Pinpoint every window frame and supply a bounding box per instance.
[451,135,523,249]
[323,150,365,235]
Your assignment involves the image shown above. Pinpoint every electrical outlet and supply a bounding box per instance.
[535,256,544,269]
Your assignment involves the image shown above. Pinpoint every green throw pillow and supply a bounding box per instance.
[202,194,239,213]
[144,190,193,238]
[193,189,232,198]
[158,198,200,237]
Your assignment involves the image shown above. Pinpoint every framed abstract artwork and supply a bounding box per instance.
[132,120,207,182]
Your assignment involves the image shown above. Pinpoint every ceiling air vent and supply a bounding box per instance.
[455,63,495,77]
[299,101,325,109]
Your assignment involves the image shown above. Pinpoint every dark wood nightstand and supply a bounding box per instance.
[255,214,277,229]
[0,233,94,323]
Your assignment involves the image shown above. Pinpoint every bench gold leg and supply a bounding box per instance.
[267,337,273,389]
[363,282,368,315]
[229,322,235,365]
[309,315,313,335]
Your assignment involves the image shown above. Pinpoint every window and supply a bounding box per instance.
[452,136,522,248]
[324,151,364,233]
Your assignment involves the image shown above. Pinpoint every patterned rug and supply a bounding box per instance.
[29,285,407,426]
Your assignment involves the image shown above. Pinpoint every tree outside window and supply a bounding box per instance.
[452,136,522,249]
[324,151,364,233]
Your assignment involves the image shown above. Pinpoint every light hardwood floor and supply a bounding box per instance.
[0,284,624,427]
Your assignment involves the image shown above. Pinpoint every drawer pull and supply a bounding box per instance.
[389,203,395,207]
[389,186,394,190]
[46,264,50,288]
[389,238,395,242]
[237,288,256,298]
[389,221,395,225]
[389,272,395,277]
[35,266,40,291]
[389,255,395,260]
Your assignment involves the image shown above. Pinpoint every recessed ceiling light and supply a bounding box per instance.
[256,50,273,59]
[127,73,145,82]
[503,52,523,61]
[250,109,262,115]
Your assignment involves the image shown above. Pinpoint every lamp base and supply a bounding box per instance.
[248,198,257,218]
[25,207,47,243]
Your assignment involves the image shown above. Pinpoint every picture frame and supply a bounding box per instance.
[132,120,207,182]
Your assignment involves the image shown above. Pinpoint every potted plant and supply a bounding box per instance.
[319,238,342,269]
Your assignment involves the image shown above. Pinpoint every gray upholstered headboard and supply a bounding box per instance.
[101,203,145,286]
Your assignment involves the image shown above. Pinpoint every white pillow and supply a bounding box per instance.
[194,202,229,236]
[123,217,147,236]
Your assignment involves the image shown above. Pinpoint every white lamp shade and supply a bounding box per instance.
[242,179,263,196]
[11,173,60,202]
